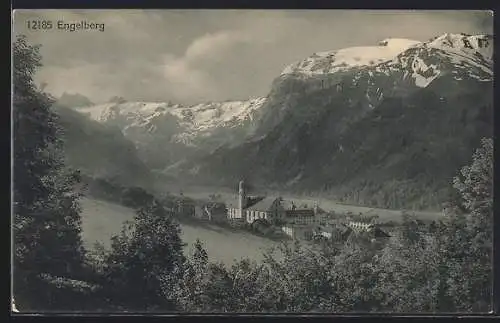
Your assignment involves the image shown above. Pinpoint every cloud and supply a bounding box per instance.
[161,54,216,101]
[13,10,493,105]
[186,31,246,61]
[160,29,271,102]
[36,64,119,102]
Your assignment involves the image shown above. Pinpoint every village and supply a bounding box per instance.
[170,180,393,244]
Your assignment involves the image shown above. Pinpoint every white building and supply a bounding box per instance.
[226,181,285,224]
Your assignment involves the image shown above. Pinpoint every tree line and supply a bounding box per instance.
[12,35,492,313]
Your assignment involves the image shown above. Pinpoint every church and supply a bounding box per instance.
[226,180,285,224]
[225,180,321,225]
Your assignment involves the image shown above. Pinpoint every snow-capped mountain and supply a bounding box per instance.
[183,33,493,210]
[282,33,492,85]
[281,38,422,76]
[75,97,266,169]
[253,33,493,136]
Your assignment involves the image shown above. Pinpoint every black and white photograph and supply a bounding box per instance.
[11,9,493,314]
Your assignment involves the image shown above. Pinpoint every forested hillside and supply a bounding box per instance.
[53,104,152,188]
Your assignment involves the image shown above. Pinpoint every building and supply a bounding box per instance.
[203,202,227,222]
[310,221,391,243]
[281,224,315,240]
[176,194,196,217]
[344,221,391,240]
[226,180,285,224]
[194,205,205,219]
[282,199,329,225]
[225,180,323,227]
[246,197,286,223]
[314,224,352,242]
[281,200,317,224]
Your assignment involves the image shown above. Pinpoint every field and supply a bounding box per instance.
[79,197,281,266]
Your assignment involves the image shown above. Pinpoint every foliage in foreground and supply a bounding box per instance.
[100,201,185,311]
[13,35,85,310]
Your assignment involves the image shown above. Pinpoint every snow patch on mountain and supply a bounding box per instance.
[407,57,441,88]
[187,98,266,131]
[426,33,493,63]
[281,38,421,76]
[78,101,172,122]
[395,34,492,87]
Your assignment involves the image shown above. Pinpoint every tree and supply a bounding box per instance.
[447,137,493,311]
[370,231,442,313]
[175,239,217,312]
[453,138,493,245]
[399,212,424,247]
[247,241,337,312]
[176,240,257,312]
[13,35,85,309]
[103,200,185,311]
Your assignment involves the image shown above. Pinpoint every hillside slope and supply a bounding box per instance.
[54,105,152,188]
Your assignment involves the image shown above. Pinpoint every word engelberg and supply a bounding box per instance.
[57,20,105,32]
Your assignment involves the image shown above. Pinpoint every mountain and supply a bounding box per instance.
[181,33,493,210]
[74,97,267,169]
[253,33,492,136]
[57,92,94,108]
[53,104,153,188]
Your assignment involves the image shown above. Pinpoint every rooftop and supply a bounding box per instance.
[246,197,279,211]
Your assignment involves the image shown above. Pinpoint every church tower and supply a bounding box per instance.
[313,201,319,216]
[238,180,246,218]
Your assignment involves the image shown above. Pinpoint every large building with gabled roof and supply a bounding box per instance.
[225,180,323,225]
[226,180,285,224]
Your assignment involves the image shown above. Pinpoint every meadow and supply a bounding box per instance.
[79,197,281,266]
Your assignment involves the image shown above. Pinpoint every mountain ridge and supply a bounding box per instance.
[73,97,267,169]
[174,33,493,210]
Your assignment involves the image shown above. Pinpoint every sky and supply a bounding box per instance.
[13,10,493,105]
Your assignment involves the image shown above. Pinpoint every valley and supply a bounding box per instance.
[64,33,493,212]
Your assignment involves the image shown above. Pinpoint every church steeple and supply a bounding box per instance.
[238,180,246,217]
